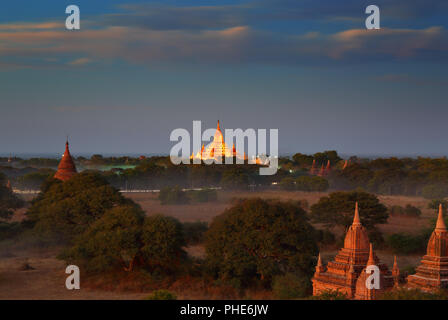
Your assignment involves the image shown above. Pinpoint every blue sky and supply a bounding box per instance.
[0,0,447,156]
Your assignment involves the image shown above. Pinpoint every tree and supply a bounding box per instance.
[292,153,314,167]
[205,198,318,287]
[220,167,250,190]
[279,177,295,191]
[141,215,186,272]
[313,151,341,165]
[295,176,329,192]
[17,169,55,190]
[309,191,388,230]
[367,168,406,195]
[61,205,145,272]
[0,173,24,220]
[26,172,135,242]
[159,186,189,205]
[421,184,448,199]
[330,163,373,190]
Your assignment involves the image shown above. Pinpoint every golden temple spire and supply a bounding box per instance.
[436,203,447,231]
[353,202,361,225]
[217,120,221,132]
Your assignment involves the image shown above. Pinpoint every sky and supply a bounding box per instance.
[0,0,447,157]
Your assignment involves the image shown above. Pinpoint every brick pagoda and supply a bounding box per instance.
[312,203,394,299]
[407,204,448,291]
[54,140,77,181]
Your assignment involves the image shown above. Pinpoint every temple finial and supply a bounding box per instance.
[436,203,447,231]
[317,252,322,267]
[217,120,221,131]
[393,255,398,271]
[367,243,375,265]
[353,202,361,225]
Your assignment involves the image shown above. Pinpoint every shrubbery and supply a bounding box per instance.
[308,289,347,300]
[379,288,448,300]
[144,290,177,300]
[385,233,428,254]
[272,272,311,299]
[389,204,421,217]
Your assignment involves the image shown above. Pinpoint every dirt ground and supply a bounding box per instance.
[0,190,436,299]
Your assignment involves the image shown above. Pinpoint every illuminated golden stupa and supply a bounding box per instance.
[190,121,245,161]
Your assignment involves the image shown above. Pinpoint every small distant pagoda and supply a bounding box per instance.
[407,204,448,291]
[312,203,394,299]
[54,140,77,182]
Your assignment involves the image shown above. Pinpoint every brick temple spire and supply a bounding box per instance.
[318,164,325,176]
[54,140,77,182]
[367,243,375,266]
[314,253,325,275]
[344,202,369,250]
[325,160,331,174]
[407,203,448,291]
[435,204,447,231]
[309,159,316,175]
[392,255,400,287]
[353,202,361,225]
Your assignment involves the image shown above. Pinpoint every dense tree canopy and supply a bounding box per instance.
[205,198,318,287]
[310,191,388,230]
[26,172,135,242]
[62,205,145,272]
[141,215,186,272]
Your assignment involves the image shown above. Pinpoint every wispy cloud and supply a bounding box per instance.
[68,57,92,66]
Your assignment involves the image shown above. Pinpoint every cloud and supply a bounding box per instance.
[0,21,63,31]
[0,18,446,69]
[68,57,92,66]
[95,0,448,32]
